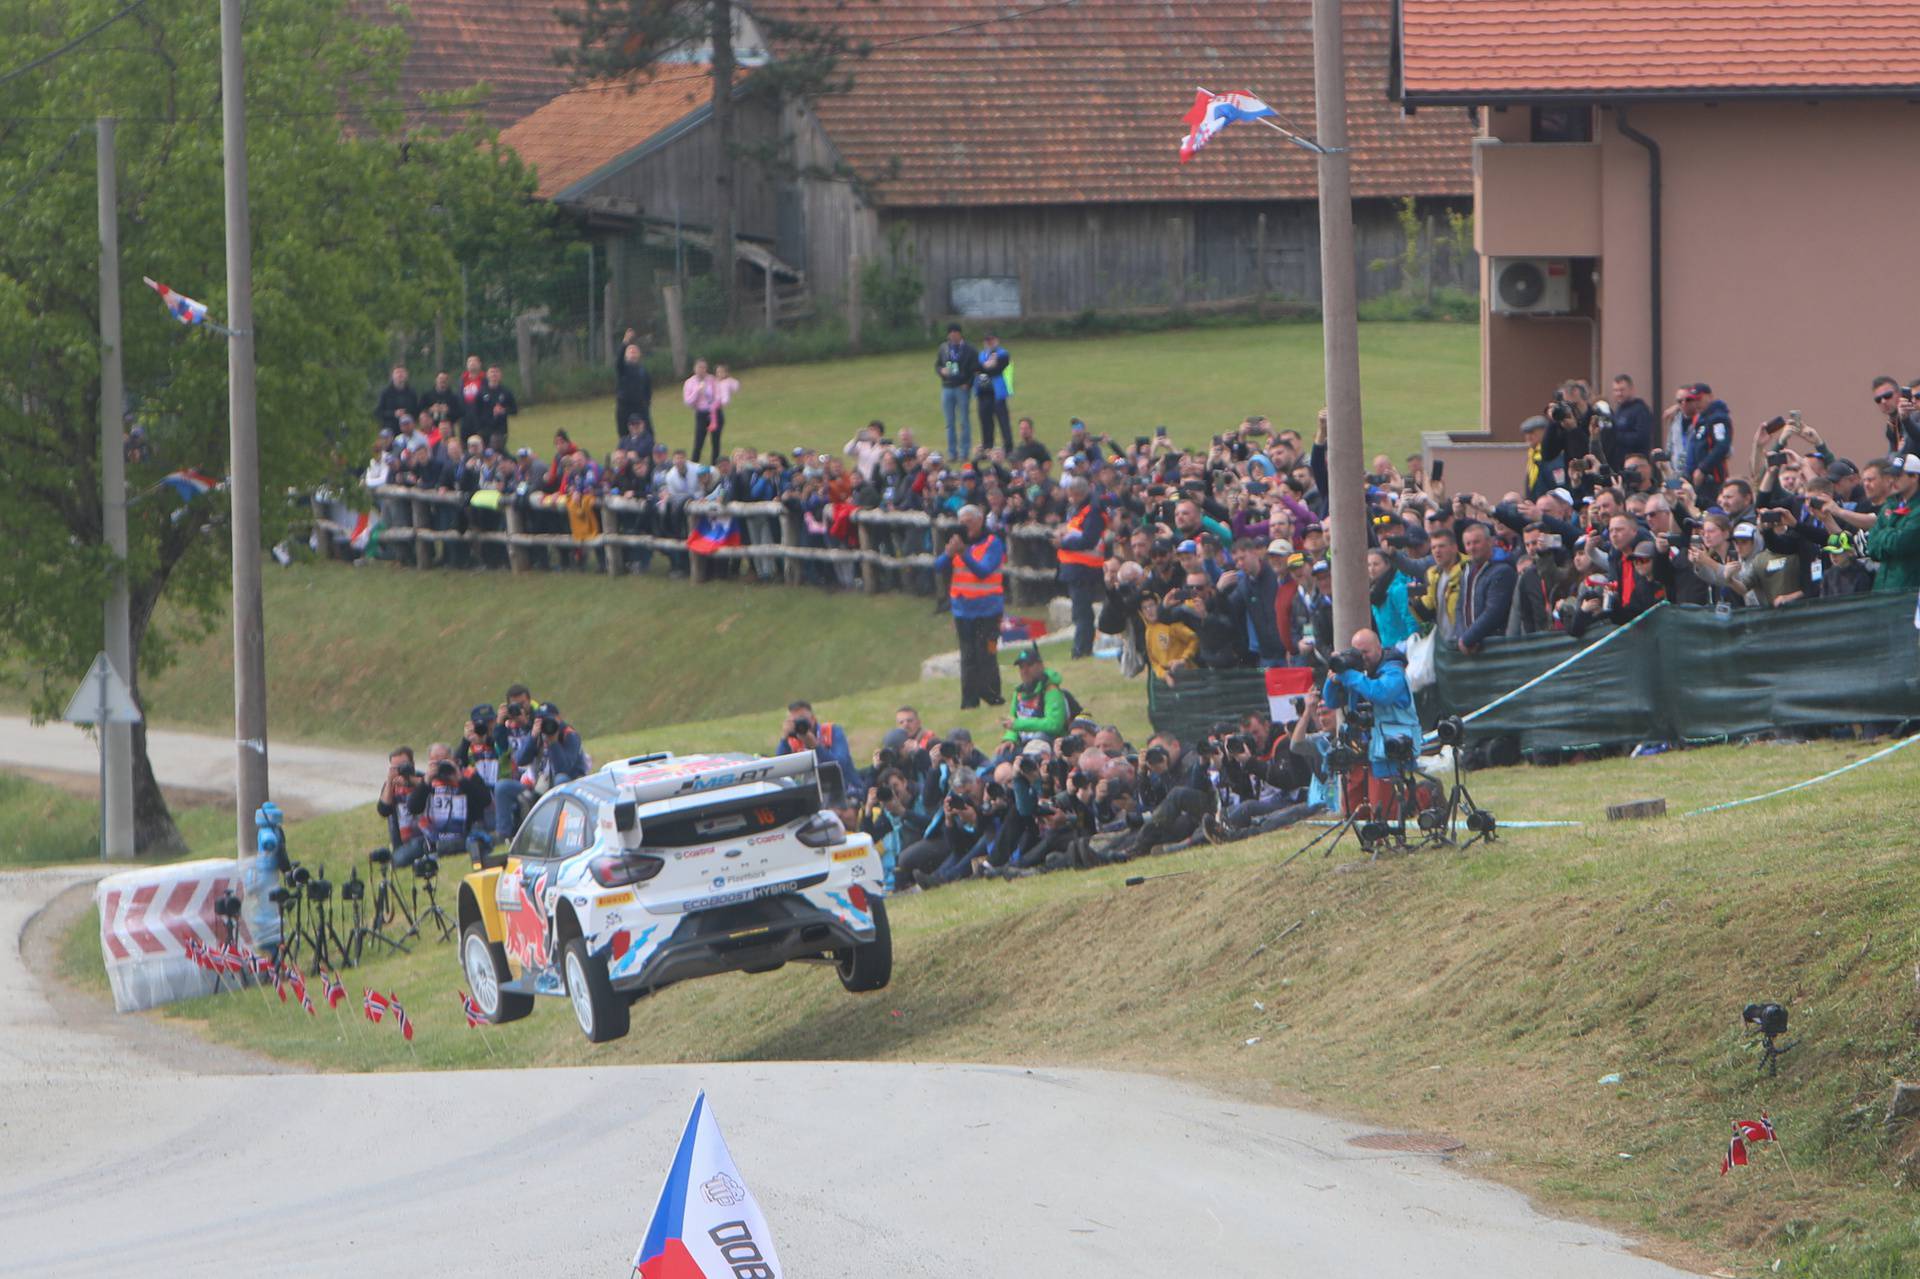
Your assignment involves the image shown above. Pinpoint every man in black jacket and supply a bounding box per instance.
[1217,536,1286,667]
[616,329,653,439]
[375,366,419,434]
[476,367,518,450]
[1601,375,1655,469]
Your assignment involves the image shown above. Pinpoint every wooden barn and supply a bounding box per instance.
[497,0,1477,326]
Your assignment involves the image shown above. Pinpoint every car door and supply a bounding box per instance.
[499,796,561,978]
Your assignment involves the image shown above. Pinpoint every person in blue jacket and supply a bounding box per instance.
[1679,382,1733,505]
[776,698,858,783]
[1327,628,1422,818]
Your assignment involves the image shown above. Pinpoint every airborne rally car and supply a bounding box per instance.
[457,751,890,1043]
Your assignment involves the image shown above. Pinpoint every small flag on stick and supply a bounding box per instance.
[1178,88,1277,163]
[141,276,233,335]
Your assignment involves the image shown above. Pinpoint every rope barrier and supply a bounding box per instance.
[1679,730,1920,817]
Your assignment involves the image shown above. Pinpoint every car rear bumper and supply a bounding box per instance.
[609,892,874,995]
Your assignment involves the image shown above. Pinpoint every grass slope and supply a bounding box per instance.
[520,320,1478,466]
[131,562,959,749]
[0,773,229,868]
[56,729,1920,1277]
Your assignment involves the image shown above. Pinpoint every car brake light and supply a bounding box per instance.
[795,811,846,849]
[847,884,868,912]
[589,852,663,888]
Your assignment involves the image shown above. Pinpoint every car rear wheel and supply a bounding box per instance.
[835,898,892,993]
[462,923,533,1024]
[563,938,630,1043]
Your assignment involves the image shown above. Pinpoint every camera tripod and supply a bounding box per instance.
[412,855,456,943]
[361,850,414,958]
[1755,1032,1797,1077]
[1431,748,1497,850]
[337,869,369,968]
[295,869,352,977]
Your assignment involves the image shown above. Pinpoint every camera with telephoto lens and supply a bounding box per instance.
[213,891,242,920]
[1343,699,1374,731]
[304,871,332,904]
[1325,647,1365,676]
[1384,735,1416,765]
[411,854,439,879]
[1434,715,1467,747]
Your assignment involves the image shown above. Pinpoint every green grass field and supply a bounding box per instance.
[0,773,231,869]
[520,319,1478,466]
[52,732,1920,1277]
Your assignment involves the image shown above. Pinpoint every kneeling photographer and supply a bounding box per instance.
[1324,628,1421,817]
[375,746,429,865]
[420,759,496,865]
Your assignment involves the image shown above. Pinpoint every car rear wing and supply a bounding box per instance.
[617,751,833,808]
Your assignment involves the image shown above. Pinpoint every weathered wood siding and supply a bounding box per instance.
[865,198,1475,318]
[586,97,783,243]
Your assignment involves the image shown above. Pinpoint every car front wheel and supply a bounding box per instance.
[835,898,892,993]
[462,923,533,1024]
[563,938,630,1043]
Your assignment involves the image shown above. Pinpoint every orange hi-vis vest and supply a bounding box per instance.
[950,536,1005,601]
[1056,503,1104,570]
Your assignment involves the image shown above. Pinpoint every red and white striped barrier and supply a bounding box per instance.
[95,858,253,1013]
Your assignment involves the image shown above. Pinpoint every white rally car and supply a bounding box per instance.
[457,751,890,1042]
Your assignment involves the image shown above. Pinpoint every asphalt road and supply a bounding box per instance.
[0,715,381,815]
[0,868,1697,1279]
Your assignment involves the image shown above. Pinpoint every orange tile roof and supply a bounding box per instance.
[501,69,716,200]
[1400,0,1920,102]
[355,0,578,129]
[753,0,1471,207]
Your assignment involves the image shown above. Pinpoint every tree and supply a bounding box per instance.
[0,0,561,852]
[560,1,868,329]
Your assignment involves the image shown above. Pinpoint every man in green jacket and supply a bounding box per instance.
[1864,456,1920,594]
[1003,647,1069,745]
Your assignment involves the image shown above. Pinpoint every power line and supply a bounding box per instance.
[0,0,151,89]
[0,0,1082,125]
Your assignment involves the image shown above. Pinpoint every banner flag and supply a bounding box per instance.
[632,1092,783,1279]
[1265,666,1316,724]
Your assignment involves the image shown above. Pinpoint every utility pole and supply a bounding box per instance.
[1312,0,1369,645]
[221,0,269,861]
[97,117,134,859]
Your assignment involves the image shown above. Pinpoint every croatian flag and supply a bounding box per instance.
[347,511,383,554]
[1179,88,1276,162]
[1265,666,1316,725]
[141,276,209,327]
[161,469,218,502]
[686,515,741,557]
[632,1092,784,1279]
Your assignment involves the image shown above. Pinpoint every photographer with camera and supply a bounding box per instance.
[1870,377,1920,459]
[517,702,589,796]
[375,746,431,867]
[455,703,502,788]
[1325,629,1421,818]
[902,766,999,888]
[777,698,858,780]
[420,758,496,864]
[489,686,538,840]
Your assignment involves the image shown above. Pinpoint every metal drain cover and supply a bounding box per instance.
[1346,1131,1465,1154]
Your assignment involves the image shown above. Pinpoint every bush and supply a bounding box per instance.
[861,224,925,336]
[1356,287,1478,323]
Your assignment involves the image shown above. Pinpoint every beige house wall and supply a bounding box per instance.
[1454,98,1920,473]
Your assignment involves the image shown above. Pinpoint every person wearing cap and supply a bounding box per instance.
[1054,476,1106,658]
[513,701,587,796]
[973,332,1013,454]
[1002,647,1069,745]
[1518,415,1562,502]
[1864,454,1920,594]
[935,326,978,460]
[1693,517,1802,607]
[944,504,1007,709]
[1215,536,1288,667]
[1675,382,1732,503]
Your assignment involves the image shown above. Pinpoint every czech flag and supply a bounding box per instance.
[1179,89,1276,162]
[687,515,740,557]
[1265,666,1316,725]
[632,1092,783,1279]
[160,469,218,502]
[142,276,209,327]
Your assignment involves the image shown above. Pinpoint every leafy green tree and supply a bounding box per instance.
[0,0,561,852]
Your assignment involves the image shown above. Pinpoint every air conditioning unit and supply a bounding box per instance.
[1490,257,1573,315]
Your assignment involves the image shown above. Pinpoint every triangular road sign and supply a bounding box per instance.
[62,652,143,725]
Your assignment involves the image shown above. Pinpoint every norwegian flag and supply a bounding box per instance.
[389,995,414,1042]
[185,937,207,969]
[1720,1130,1748,1176]
[216,944,245,975]
[245,948,275,978]
[288,969,313,1016]
[321,969,345,1010]
[274,962,290,1003]
[363,989,390,1023]
[1736,1113,1777,1145]
[460,990,485,1029]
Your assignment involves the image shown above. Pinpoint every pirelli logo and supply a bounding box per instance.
[831,847,865,862]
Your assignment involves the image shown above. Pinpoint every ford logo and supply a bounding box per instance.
[723,847,743,858]
[711,876,727,889]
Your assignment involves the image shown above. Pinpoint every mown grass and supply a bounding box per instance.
[518,319,1479,466]
[54,726,1920,1277]
[0,772,230,869]
[124,561,959,750]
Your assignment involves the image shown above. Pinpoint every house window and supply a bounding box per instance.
[1529,105,1592,143]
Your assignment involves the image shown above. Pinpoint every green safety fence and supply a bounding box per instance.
[1144,592,1920,753]
[1432,591,1920,752]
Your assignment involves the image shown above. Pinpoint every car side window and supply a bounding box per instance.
[552,799,592,858]
[511,797,560,862]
